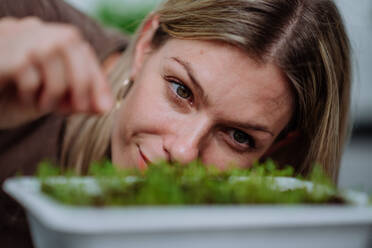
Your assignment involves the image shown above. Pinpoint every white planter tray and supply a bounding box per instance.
[3,177,372,248]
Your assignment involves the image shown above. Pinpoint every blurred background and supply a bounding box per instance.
[65,0,372,192]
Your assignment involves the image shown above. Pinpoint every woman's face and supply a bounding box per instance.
[111,38,294,170]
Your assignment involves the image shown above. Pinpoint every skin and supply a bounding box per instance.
[0,17,113,129]
[111,20,294,170]
[0,16,294,171]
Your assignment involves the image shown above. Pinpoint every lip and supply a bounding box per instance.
[137,145,151,170]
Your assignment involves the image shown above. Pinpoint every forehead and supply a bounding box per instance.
[156,39,293,134]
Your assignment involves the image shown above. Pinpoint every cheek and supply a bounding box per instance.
[115,77,173,142]
[200,138,263,170]
[203,154,260,170]
[111,78,171,168]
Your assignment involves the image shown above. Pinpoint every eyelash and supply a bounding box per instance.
[165,76,194,104]
[226,129,256,152]
[163,74,257,153]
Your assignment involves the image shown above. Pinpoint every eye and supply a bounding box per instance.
[170,81,193,100]
[229,129,256,149]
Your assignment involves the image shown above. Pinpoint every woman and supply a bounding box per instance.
[0,0,351,181]
[0,0,351,245]
[65,0,351,183]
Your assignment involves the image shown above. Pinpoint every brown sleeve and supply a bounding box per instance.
[0,114,65,248]
[0,114,65,183]
[0,0,129,61]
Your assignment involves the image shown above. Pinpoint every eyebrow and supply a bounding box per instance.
[170,56,209,106]
[226,121,274,137]
[169,56,274,137]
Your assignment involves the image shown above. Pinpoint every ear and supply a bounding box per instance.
[131,15,160,80]
[263,130,300,157]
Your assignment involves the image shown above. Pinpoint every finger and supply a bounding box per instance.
[80,44,113,113]
[14,64,41,105]
[0,18,43,84]
[57,97,73,115]
[54,89,74,114]
[0,17,18,32]
[62,42,91,113]
[31,24,81,59]
[38,53,68,112]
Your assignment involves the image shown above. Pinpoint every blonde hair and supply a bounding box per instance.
[62,0,351,183]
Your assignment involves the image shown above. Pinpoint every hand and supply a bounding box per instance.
[0,17,113,129]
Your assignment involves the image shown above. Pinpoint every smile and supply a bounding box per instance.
[137,145,151,170]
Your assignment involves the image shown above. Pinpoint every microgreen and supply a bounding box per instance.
[37,159,345,206]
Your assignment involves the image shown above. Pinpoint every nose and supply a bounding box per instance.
[163,116,210,165]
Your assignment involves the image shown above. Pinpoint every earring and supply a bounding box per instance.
[116,78,133,109]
